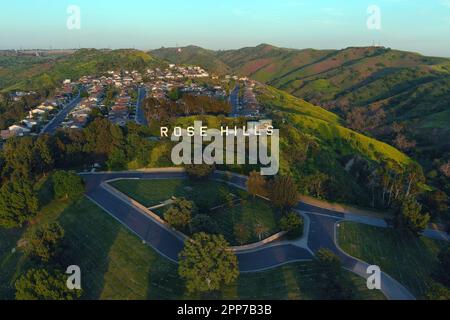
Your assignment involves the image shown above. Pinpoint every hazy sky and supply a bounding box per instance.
[1,0,450,56]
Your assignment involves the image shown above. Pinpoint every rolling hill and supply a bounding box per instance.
[1,49,165,93]
[151,44,450,161]
[168,81,412,208]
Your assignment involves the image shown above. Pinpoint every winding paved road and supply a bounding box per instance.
[80,170,440,300]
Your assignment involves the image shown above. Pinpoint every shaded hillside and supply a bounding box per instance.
[166,82,412,208]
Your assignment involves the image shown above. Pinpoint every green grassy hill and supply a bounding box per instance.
[1,49,165,93]
[257,85,411,206]
[153,44,450,175]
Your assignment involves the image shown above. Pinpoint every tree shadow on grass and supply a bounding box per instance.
[234,267,290,300]
[57,198,121,300]
[145,258,186,300]
[0,226,28,299]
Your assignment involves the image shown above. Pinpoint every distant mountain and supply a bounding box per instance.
[152,44,450,159]
[1,49,165,93]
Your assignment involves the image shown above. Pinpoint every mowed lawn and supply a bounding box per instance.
[110,179,247,209]
[337,222,449,299]
[111,179,280,245]
[0,197,385,300]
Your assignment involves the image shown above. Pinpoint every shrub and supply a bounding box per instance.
[280,212,304,239]
[178,233,239,293]
[190,214,219,234]
[164,198,195,230]
[15,268,82,300]
[23,222,65,262]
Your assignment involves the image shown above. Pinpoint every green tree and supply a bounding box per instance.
[246,171,267,198]
[168,87,181,101]
[24,222,65,262]
[33,134,56,175]
[15,268,82,300]
[0,173,39,228]
[234,223,250,245]
[3,136,35,176]
[52,171,85,201]
[190,214,219,234]
[268,175,299,210]
[83,118,125,162]
[164,198,195,230]
[106,148,127,171]
[280,212,304,239]
[397,197,430,235]
[178,233,239,293]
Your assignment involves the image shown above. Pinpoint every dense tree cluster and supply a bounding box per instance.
[23,222,65,262]
[164,198,196,231]
[0,119,155,229]
[0,172,39,228]
[190,214,219,235]
[15,268,82,300]
[142,94,231,124]
[267,175,299,211]
[52,171,85,201]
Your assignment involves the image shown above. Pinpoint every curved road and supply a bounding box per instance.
[81,170,418,300]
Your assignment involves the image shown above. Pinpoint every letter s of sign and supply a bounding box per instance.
[66,265,82,290]
[367,265,381,290]
[67,5,81,30]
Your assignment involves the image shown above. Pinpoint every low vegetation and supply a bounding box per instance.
[337,221,449,299]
